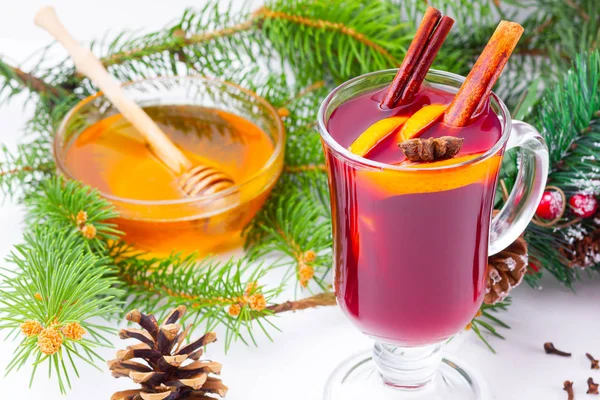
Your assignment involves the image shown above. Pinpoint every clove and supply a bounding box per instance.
[564,381,574,400]
[544,342,572,357]
[587,353,600,369]
[589,377,599,395]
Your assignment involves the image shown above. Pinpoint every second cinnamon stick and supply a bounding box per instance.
[444,21,524,127]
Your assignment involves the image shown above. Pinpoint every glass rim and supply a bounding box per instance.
[317,68,512,171]
[54,75,285,206]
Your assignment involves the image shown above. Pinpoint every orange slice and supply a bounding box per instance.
[348,116,408,157]
[359,153,501,196]
[397,104,447,141]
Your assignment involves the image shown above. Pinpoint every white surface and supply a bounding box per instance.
[1,2,599,399]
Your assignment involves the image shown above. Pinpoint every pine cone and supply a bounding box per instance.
[559,228,600,268]
[484,236,528,305]
[109,306,228,400]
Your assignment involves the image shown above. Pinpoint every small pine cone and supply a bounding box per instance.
[484,235,528,305]
[245,281,258,294]
[248,293,266,311]
[228,304,241,317]
[21,320,43,336]
[109,306,227,400]
[62,322,86,341]
[80,224,97,239]
[298,264,314,287]
[303,250,317,263]
[76,210,88,227]
[277,107,290,118]
[559,228,600,268]
[37,328,63,355]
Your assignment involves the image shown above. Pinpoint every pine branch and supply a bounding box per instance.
[521,51,600,286]
[0,228,122,394]
[111,242,286,351]
[260,0,411,82]
[265,292,336,314]
[244,180,333,292]
[467,298,512,354]
[100,11,259,69]
[0,138,54,200]
[24,177,122,250]
[284,164,327,173]
[536,51,600,167]
[0,58,66,103]
[258,4,400,66]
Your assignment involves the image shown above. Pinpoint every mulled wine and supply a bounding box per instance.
[321,8,548,399]
[326,85,502,345]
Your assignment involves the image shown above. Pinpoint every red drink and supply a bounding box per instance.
[321,15,548,398]
[325,85,503,345]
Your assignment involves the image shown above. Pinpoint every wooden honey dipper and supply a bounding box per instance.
[35,7,235,197]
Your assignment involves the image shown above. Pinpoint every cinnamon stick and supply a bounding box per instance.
[402,16,455,102]
[381,7,442,108]
[444,21,524,127]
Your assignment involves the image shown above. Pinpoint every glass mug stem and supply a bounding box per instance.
[373,341,443,388]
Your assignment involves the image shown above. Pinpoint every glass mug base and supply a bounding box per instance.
[324,348,494,400]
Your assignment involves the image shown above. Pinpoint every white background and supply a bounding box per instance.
[1,1,599,399]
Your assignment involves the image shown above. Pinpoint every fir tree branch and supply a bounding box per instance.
[284,164,327,173]
[260,0,411,81]
[0,139,55,200]
[0,58,65,101]
[520,50,600,286]
[101,12,260,69]
[111,243,285,351]
[257,6,400,67]
[24,177,122,250]
[265,292,336,314]
[563,0,591,21]
[0,228,123,394]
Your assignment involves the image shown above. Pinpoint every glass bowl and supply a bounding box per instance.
[54,76,285,256]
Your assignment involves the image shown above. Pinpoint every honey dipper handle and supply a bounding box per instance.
[34,6,192,174]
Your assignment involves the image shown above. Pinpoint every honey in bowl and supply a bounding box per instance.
[55,77,285,256]
[65,106,273,201]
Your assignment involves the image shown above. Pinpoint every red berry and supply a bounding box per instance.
[536,191,563,220]
[569,193,598,218]
[528,262,541,274]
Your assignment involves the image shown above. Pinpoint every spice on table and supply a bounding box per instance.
[544,342,572,357]
[588,377,599,395]
[587,353,599,369]
[564,381,574,400]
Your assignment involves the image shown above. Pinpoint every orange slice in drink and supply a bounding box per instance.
[348,116,408,157]
[359,153,501,196]
[398,104,447,141]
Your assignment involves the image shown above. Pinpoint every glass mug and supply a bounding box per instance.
[318,69,549,400]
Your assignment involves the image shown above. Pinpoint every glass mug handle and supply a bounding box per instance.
[489,120,550,255]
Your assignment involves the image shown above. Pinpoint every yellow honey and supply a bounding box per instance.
[62,105,281,255]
